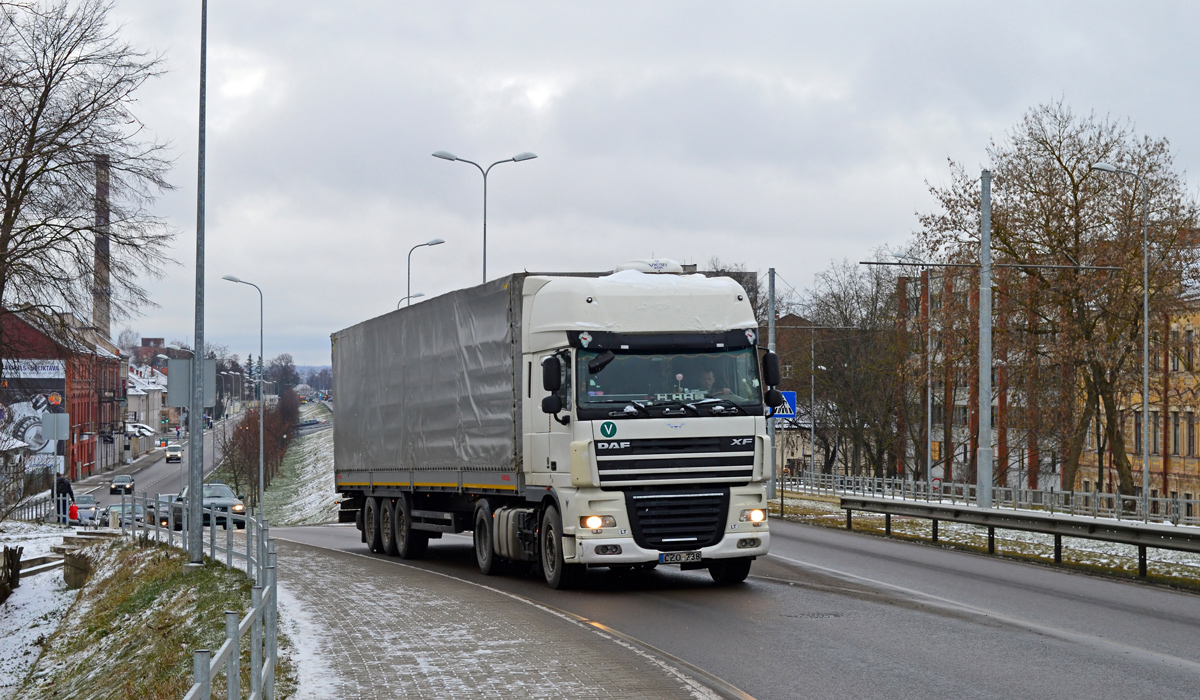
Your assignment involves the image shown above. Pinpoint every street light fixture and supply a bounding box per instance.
[432,150,537,282]
[1092,161,1152,519]
[397,293,424,309]
[221,274,266,528]
[407,238,444,307]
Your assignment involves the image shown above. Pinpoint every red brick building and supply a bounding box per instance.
[0,311,123,481]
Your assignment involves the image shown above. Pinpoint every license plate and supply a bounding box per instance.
[660,551,701,564]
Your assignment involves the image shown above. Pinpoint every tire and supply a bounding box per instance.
[364,497,383,553]
[394,493,428,560]
[473,500,503,575]
[540,504,583,590]
[708,557,753,585]
[380,498,399,556]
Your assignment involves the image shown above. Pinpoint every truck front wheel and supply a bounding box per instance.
[709,557,753,585]
[364,497,383,553]
[540,505,583,590]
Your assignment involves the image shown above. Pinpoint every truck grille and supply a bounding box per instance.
[595,436,755,488]
[624,490,728,551]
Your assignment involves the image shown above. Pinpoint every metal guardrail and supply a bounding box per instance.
[116,492,278,700]
[783,473,1200,527]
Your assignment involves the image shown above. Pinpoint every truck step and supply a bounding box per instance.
[410,509,466,533]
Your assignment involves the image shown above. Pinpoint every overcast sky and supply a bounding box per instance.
[105,0,1200,367]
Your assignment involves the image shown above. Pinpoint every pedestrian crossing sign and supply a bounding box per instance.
[774,391,797,417]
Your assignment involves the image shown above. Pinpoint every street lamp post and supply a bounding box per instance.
[397,293,424,309]
[221,275,265,523]
[1092,162,1152,519]
[432,150,537,283]
[407,238,444,307]
[895,254,939,497]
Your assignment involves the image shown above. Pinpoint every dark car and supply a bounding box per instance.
[110,474,134,495]
[172,482,247,530]
[147,493,178,528]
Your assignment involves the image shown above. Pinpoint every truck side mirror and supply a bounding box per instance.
[762,351,781,387]
[542,355,561,392]
[542,395,562,414]
[764,389,785,408]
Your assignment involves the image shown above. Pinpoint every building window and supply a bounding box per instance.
[1152,411,1159,454]
[1134,412,1142,453]
[1189,414,1196,457]
[1173,412,1181,455]
[1188,330,1195,371]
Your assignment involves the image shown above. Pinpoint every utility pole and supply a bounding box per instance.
[978,169,994,509]
[768,268,777,501]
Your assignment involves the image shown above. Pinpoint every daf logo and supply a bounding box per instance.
[666,423,685,429]
[597,441,631,450]
[730,438,753,446]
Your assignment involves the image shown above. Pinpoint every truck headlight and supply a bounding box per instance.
[580,515,616,529]
[739,509,766,523]
[232,504,245,512]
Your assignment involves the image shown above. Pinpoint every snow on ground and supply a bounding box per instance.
[267,402,338,527]
[782,491,1200,576]
[0,522,76,699]
[275,579,346,699]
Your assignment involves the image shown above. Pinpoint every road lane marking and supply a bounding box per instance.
[767,552,1200,674]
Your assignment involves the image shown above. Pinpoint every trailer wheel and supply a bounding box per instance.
[540,504,583,590]
[364,497,383,553]
[394,493,428,560]
[473,500,503,575]
[380,498,399,556]
[708,557,753,585]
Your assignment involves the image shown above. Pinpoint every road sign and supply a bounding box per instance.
[774,391,797,418]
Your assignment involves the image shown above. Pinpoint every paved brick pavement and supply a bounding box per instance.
[274,538,719,699]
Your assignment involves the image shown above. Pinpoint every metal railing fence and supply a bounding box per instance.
[783,472,1200,528]
[8,492,54,522]
[114,492,278,700]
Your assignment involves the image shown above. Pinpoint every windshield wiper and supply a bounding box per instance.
[654,399,702,416]
[587,398,652,416]
[689,397,750,415]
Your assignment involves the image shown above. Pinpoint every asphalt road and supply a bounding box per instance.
[80,415,239,511]
[276,518,1200,700]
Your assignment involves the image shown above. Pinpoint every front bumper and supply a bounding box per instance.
[573,530,770,565]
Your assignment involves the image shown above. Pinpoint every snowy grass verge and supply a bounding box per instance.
[11,536,296,699]
[262,402,338,527]
[777,491,1200,587]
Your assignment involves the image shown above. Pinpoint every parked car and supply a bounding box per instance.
[125,422,156,437]
[104,503,146,527]
[110,474,135,495]
[73,493,99,524]
[171,482,247,530]
[165,443,183,463]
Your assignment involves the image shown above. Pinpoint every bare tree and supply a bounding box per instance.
[0,0,175,348]
[918,101,1199,494]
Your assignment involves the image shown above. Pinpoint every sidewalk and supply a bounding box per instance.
[274,535,720,700]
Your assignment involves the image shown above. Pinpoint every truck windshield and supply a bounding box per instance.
[576,347,762,409]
